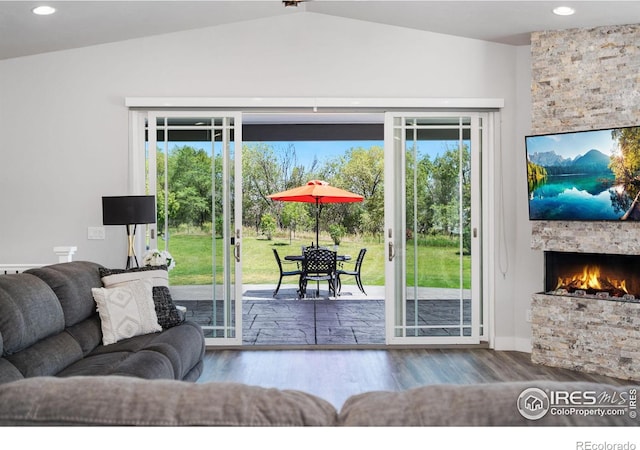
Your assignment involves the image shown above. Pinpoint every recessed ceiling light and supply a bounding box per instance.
[553,6,576,16]
[32,6,56,16]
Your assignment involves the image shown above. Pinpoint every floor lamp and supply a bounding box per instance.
[102,195,156,269]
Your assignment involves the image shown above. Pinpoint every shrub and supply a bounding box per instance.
[329,224,346,245]
[260,213,276,240]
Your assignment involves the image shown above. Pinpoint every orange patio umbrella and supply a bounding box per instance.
[268,180,364,246]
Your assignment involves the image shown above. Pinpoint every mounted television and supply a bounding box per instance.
[525,125,640,221]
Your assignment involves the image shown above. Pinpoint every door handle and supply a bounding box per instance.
[388,241,395,261]
[234,229,241,262]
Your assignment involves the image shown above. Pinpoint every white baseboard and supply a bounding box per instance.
[493,336,532,353]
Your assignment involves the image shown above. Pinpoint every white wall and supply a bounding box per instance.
[498,44,544,352]
[0,12,530,348]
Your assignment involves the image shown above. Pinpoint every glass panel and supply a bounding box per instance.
[392,119,405,338]
[393,115,474,340]
[209,117,237,339]
[147,114,238,342]
[476,119,484,338]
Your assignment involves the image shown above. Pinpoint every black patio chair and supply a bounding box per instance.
[299,247,337,298]
[336,248,367,295]
[272,249,303,297]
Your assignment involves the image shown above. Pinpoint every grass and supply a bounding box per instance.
[165,229,470,289]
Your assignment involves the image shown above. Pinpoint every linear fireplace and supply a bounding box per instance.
[530,222,640,381]
[544,251,639,302]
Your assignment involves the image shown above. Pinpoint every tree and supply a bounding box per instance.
[427,145,470,239]
[242,144,280,232]
[155,188,179,237]
[527,160,547,193]
[166,145,212,228]
[407,143,472,252]
[260,213,276,240]
[327,146,384,237]
[281,202,310,240]
[406,148,434,235]
[242,143,315,233]
[610,126,640,200]
[328,224,346,245]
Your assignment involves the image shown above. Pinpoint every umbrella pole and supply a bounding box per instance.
[315,198,320,297]
[315,198,319,247]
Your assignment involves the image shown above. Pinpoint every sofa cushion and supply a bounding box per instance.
[59,319,205,380]
[0,376,339,426]
[99,266,183,330]
[26,261,103,327]
[63,316,103,356]
[132,320,205,380]
[0,359,23,384]
[338,381,639,426]
[56,350,176,380]
[0,273,64,355]
[92,279,162,345]
[4,331,83,378]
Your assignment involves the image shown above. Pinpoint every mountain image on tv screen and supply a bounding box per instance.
[525,126,640,221]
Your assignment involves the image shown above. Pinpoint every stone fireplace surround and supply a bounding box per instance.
[528,24,640,381]
[530,221,640,381]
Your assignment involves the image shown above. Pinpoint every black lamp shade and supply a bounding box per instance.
[102,195,156,225]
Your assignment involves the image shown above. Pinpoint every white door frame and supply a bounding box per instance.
[133,110,243,346]
[127,96,502,348]
[383,112,489,345]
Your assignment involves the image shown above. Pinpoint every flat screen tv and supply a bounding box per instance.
[525,125,640,221]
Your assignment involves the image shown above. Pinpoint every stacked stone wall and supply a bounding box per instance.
[532,294,639,380]
[531,24,640,135]
[530,24,640,380]
[530,221,640,254]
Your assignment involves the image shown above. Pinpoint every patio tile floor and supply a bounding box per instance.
[172,284,385,345]
[170,284,470,346]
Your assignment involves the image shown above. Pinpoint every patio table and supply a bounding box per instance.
[284,254,351,263]
[285,253,351,297]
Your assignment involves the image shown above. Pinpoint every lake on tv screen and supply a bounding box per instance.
[528,174,629,220]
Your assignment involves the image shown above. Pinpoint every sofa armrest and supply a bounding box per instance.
[0,376,338,426]
[338,381,638,426]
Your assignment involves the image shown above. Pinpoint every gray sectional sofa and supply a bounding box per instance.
[0,261,205,384]
[0,261,637,426]
[0,376,637,426]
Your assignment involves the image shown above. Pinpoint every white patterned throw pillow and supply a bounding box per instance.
[91,278,162,345]
[99,266,183,329]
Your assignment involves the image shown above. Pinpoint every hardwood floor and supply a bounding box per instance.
[198,348,631,409]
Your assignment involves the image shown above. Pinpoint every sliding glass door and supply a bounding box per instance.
[384,113,484,344]
[146,112,242,345]
[129,104,494,348]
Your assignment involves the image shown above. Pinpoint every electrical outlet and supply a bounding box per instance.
[88,226,105,240]
[525,309,532,323]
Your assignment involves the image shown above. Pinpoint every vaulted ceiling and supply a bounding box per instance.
[1,1,639,60]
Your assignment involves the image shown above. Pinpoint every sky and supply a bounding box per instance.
[247,140,382,168]
[163,138,467,172]
[245,139,466,169]
[525,128,619,159]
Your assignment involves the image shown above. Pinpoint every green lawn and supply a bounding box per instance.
[165,230,470,289]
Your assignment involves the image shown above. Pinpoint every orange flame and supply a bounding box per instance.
[555,265,628,294]
[583,265,601,290]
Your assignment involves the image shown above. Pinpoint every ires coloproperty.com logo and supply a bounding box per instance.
[517,387,637,421]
